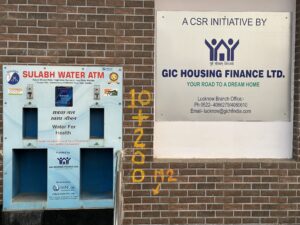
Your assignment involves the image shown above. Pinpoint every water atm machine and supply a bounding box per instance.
[3,65,122,210]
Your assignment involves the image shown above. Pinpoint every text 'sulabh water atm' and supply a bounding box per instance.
[3,65,122,210]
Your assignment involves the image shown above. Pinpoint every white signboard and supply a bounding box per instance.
[156,12,292,121]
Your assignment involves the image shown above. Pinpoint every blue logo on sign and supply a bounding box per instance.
[205,38,239,62]
[57,157,71,165]
[7,71,20,85]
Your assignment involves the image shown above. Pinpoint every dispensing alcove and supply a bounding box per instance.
[80,148,113,200]
[13,149,47,202]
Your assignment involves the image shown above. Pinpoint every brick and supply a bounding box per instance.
[38,20,56,27]
[197,211,215,217]
[135,8,153,15]
[49,43,67,49]
[28,42,47,49]
[58,57,76,64]
[19,5,37,12]
[142,211,159,217]
[18,20,37,26]
[169,218,187,224]
[67,28,86,35]
[0,56,16,62]
[126,15,143,22]
[37,56,57,63]
[144,1,154,8]
[178,169,196,175]
[224,218,242,224]
[28,49,46,56]
[188,218,205,224]
[125,30,143,36]
[179,183,196,190]
[234,211,250,217]
[115,8,134,15]
[48,0,67,4]
[98,36,116,43]
[39,35,56,42]
[179,211,196,217]
[7,49,27,55]
[0,19,16,26]
[8,10,23,18]
[27,13,47,20]
[207,204,223,210]
[278,217,296,223]
[87,29,105,36]
[261,218,278,223]
[67,0,86,6]
[242,218,259,223]
[47,50,66,57]
[78,7,96,14]
[68,14,86,21]
[150,218,167,224]
[261,162,278,169]
[252,211,269,217]
[38,6,57,12]
[17,56,36,63]
[57,6,77,13]
[252,183,269,189]
[107,15,124,22]
[8,0,26,4]
[188,204,206,210]
[28,27,47,34]
[0,34,16,42]
[87,15,105,21]
[125,1,143,7]
[97,8,114,14]
[78,36,96,42]
[124,211,141,218]
[57,21,76,28]
[86,0,104,6]
[28,0,46,3]
[106,0,124,7]
[279,190,297,196]
[78,21,95,28]
[8,42,27,48]
[252,169,269,175]
[179,197,196,203]
[0,26,6,34]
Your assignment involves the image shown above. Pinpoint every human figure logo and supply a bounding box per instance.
[57,157,71,165]
[205,38,239,62]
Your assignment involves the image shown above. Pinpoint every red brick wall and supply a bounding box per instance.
[122,1,300,225]
[0,0,299,224]
[0,0,155,206]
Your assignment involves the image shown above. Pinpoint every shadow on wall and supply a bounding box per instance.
[2,208,113,225]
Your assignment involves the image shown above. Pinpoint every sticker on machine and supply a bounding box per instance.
[8,87,23,95]
[108,72,120,84]
[103,88,118,96]
[6,70,20,85]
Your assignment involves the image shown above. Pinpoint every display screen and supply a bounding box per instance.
[55,86,73,107]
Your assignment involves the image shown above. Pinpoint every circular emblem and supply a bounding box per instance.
[109,72,119,83]
[7,71,20,85]
[52,185,59,192]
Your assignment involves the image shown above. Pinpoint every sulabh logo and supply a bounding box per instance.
[6,71,20,85]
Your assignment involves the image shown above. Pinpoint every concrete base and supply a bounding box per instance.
[2,208,113,225]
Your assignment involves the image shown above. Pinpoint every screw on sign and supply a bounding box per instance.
[129,89,177,195]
